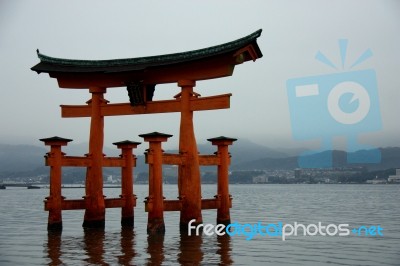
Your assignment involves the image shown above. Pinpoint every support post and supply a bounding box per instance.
[40,136,72,231]
[140,132,172,234]
[113,140,141,227]
[207,136,237,225]
[83,87,107,228]
[177,80,203,230]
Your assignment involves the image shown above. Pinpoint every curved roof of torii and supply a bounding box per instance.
[31,29,263,88]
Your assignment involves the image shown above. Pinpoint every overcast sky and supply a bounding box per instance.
[0,0,399,153]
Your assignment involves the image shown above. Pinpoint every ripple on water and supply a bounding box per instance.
[0,184,399,265]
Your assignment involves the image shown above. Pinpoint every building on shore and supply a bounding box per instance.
[253,175,268,184]
[388,169,400,183]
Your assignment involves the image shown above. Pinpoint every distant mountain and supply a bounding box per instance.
[0,144,47,172]
[224,139,289,162]
[232,147,400,171]
[0,142,123,179]
[1,142,399,180]
[180,139,288,164]
[160,139,288,171]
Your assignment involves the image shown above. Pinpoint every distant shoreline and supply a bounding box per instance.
[1,183,398,190]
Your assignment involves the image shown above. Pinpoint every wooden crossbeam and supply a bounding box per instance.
[146,153,221,166]
[162,154,184,165]
[198,155,221,166]
[44,197,134,211]
[61,93,231,118]
[163,199,182,211]
[45,156,91,167]
[45,156,135,167]
[201,198,221,209]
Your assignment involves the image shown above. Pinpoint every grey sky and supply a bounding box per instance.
[1,0,399,153]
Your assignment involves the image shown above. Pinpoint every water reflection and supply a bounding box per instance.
[119,228,136,265]
[178,233,203,265]
[83,228,106,265]
[146,234,165,265]
[217,234,234,265]
[45,228,233,265]
[46,231,63,266]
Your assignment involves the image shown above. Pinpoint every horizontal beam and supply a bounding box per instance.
[104,198,128,208]
[45,156,135,167]
[164,199,182,211]
[61,93,231,118]
[45,156,91,167]
[198,155,220,166]
[44,197,135,211]
[146,153,220,166]
[44,199,85,211]
[62,199,85,210]
[190,94,231,111]
[162,153,184,165]
[201,198,221,209]
[45,197,229,211]
[103,157,129,167]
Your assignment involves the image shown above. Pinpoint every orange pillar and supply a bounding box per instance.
[140,132,172,234]
[208,136,237,225]
[40,136,72,231]
[83,87,106,228]
[113,140,141,227]
[177,80,203,230]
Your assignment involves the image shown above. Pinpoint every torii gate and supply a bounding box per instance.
[32,30,263,232]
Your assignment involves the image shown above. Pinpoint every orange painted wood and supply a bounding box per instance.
[163,200,182,211]
[102,99,180,116]
[162,153,184,165]
[198,155,220,165]
[215,142,234,225]
[61,94,231,118]
[50,153,220,167]
[118,145,138,226]
[149,153,220,166]
[62,199,85,210]
[61,156,92,167]
[189,94,231,111]
[201,198,221,209]
[46,145,63,227]
[177,81,203,228]
[83,88,106,227]
[141,134,170,233]
[46,156,133,167]
[45,156,90,167]
[45,198,133,210]
[105,198,127,208]
[61,104,91,118]
[40,137,71,230]
[102,157,127,167]
[148,141,164,229]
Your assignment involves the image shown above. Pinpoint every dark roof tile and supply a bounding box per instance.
[31,29,262,74]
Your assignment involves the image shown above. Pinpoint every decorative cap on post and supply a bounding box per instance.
[178,79,196,87]
[207,136,237,146]
[39,136,73,146]
[112,140,141,149]
[139,132,173,142]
